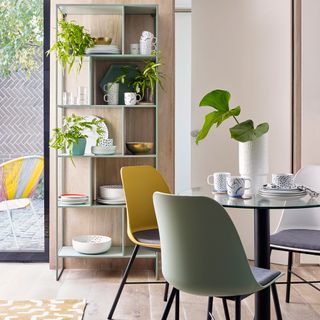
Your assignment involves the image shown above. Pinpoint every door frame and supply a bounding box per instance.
[0,0,50,262]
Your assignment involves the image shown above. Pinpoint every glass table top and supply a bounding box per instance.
[179,186,320,209]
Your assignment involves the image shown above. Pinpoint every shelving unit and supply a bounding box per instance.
[55,3,159,280]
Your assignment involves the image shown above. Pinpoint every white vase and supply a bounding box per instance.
[239,134,269,194]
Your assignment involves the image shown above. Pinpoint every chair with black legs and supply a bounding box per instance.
[107,165,170,319]
[153,193,284,320]
[270,165,320,303]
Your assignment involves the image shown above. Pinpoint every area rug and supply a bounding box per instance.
[0,299,86,320]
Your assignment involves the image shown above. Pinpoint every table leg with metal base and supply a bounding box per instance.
[254,208,271,320]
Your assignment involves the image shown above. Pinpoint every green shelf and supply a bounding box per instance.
[57,153,157,158]
[58,246,156,258]
[57,104,157,109]
[58,201,126,209]
[88,54,156,61]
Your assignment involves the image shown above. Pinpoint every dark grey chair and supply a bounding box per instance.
[153,193,283,320]
[270,165,320,303]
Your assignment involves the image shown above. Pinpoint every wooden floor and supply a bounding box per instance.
[0,263,319,319]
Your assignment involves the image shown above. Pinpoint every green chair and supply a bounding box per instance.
[153,193,283,320]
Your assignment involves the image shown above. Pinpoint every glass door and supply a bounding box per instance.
[0,0,50,261]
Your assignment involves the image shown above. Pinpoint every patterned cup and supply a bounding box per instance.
[98,138,113,147]
[226,176,251,198]
[272,173,294,189]
[207,172,231,193]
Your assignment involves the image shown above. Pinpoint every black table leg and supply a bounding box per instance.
[254,208,270,320]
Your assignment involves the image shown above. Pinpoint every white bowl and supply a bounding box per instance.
[91,145,116,155]
[100,185,124,200]
[72,235,112,254]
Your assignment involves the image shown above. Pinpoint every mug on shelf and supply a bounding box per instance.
[207,172,231,193]
[98,138,113,147]
[226,176,251,198]
[124,92,142,106]
[130,43,140,55]
[103,82,119,105]
[272,173,294,189]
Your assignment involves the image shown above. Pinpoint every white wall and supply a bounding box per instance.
[301,0,320,264]
[175,4,192,193]
[191,0,292,262]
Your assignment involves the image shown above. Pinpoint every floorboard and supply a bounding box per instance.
[0,263,318,319]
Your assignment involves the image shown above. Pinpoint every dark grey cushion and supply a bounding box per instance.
[270,229,320,251]
[133,228,160,245]
[251,267,281,286]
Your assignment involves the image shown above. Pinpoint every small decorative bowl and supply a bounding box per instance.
[72,235,112,255]
[126,142,153,155]
[94,37,112,45]
[91,145,116,155]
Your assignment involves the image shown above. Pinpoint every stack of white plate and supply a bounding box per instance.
[86,45,121,54]
[97,185,125,205]
[59,194,89,205]
[258,186,307,199]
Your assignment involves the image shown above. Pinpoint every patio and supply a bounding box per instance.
[0,199,44,251]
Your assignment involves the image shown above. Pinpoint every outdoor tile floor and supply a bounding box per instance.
[0,199,44,251]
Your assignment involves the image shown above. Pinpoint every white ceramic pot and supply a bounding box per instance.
[239,134,269,194]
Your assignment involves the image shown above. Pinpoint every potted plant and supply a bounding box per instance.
[47,19,95,73]
[129,53,164,103]
[50,114,104,164]
[196,89,269,193]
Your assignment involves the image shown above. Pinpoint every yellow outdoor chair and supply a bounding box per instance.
[0,156,44,249]
[108,165,171,319]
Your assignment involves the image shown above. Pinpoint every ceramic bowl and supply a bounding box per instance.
[91,145,116,155]
[94,37,112,45]
[126,142,153,155]
[72,235,112,254]
[100,185,124,200]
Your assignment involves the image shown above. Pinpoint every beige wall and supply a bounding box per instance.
[300,0,320,264]
[191,0,292,262]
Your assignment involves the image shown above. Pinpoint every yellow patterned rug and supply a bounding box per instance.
[0,299,86,320]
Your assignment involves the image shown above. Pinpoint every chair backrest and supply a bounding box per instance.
[275,165,320,232]
[153,192,261,297]
[120,166,170,243]
[0,156,44,201]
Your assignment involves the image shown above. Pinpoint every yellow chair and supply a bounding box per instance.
[0,156,44,249]
[108,165,170,319]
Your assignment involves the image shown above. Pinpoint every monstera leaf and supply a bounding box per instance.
[196,90,241,144]
[230,120,269,142]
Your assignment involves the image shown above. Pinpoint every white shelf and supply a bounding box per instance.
[57,153,157,158]
[57,104,157,109]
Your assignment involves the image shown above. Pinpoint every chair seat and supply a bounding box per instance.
[133,228,160,245]
[270,229,320,251]
[251,267,281,286]
[0,199,30,211]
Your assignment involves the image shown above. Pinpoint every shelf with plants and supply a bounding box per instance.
[57,104,157,109]
[51,3,160,281]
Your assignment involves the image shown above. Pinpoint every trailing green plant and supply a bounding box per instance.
[50,114,104,164]
[196,89,269,143]
[47,19,94,73]
[129,51,164,99]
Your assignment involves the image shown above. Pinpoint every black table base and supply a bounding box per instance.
[254,208,271,320]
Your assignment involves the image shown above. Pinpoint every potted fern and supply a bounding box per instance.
[50,114,104,164]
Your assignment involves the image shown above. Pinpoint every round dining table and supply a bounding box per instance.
[180,186,320,320]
